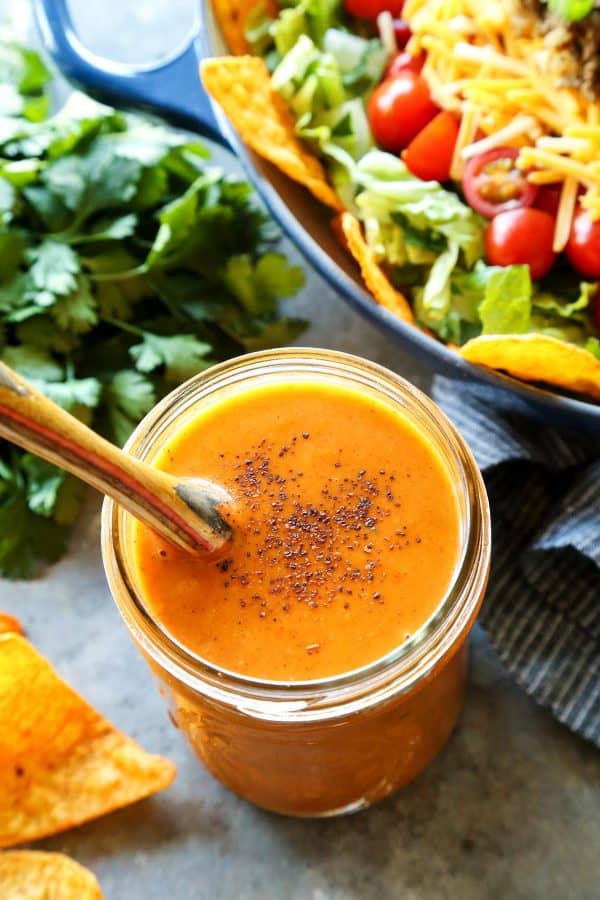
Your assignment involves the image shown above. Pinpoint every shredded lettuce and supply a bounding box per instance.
[353,152,485,336]
[354,152,485,265]
[245,2,278,58]
[413,243,459,330]
[272,0,344,56]
[270,30,387,191]
[585,337,600,359]
[529,280,598,346]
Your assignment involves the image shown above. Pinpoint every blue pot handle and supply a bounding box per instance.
[34,0,229,147]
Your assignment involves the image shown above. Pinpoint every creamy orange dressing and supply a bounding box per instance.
[133,381,460,680]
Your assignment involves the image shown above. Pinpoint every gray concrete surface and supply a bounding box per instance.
[1,2,598,898]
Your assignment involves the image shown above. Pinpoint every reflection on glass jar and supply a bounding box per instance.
[102,349,490,817]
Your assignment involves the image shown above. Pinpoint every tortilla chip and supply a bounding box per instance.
[212,0,276,55]
[459,334,600,400]
[335,213,415,324]
[0,633,175,848]
[0,851,102,899]
[201,57,343,211]
[0,613,23,636]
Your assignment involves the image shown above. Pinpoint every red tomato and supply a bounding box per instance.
[462,148,538,218]
[367,72,439,154]
[344,0,405,18]
[565,207,600,279]
[385,50,426,77]
[392,19,412,48]
[534,184,562,218]
[403,111,460,182]
[485,208,556,280]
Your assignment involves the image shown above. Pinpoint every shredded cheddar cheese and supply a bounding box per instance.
[404,0,600,239]
[553,176,578,253]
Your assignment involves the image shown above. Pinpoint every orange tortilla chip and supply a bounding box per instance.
[0,613,23,636]
[0,851,103,899]
[212,0,276,55]
[335,213,415,324]
[0,633,176,848]
[459,334,600,400]
[201,57,343,212]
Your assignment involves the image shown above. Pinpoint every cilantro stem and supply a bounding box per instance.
[100,316,146,337]
[87,265,147,282]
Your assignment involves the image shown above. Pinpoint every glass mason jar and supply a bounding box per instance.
[101,349,490,817]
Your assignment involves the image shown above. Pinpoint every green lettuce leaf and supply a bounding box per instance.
[544,0,595,22]
[479,266,532,335]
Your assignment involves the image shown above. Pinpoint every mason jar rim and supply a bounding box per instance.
[101,348,490,722]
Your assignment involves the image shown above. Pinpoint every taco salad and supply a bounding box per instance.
[203,0,600,400]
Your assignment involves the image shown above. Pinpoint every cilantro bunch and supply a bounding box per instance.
[0,42,305,578]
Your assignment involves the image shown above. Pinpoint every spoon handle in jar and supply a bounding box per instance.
[0,362,231,554]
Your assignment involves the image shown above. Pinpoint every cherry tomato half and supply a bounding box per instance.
[385,50,426,78]
[485,208,556,280]
[565,206,600,279]
[368,72,439,154]
[344,0,405,18]
[403,111,460,182]
[462,148,538,218]
[392,19,412,49]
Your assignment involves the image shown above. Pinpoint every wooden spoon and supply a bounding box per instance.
[0,362,232,554]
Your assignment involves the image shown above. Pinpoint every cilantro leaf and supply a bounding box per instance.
[22,184,70,230]
[77,144,142,220]
[0,159,44,187]
[80,213,138,242]
[0,452,71,579]
[50,277,98,333]
[41,155,87,210]
[130,332,212,383]
[133,165,169,209]
[102,370,156,445]
[42,145,141,223]
[0,41,50,97]
[0,229,24,280]
[224,253,305,314]
[29,240,80,296]
[2,344,63,381]
[20,456,86,524]
[241,317,308,350]
[15,314,81,354]
[35,376,102,420]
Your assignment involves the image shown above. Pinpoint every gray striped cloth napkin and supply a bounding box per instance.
[432,377,600,747]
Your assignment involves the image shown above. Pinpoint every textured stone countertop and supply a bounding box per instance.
[1,2,599,898]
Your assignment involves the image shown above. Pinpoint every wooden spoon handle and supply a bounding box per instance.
[0,363,231,554]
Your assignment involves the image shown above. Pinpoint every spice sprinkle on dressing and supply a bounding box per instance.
[133,381,460,680]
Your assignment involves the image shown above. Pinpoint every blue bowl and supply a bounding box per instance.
[34,0,600,433]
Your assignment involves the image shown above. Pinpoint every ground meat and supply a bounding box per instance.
[518,1,600,99]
